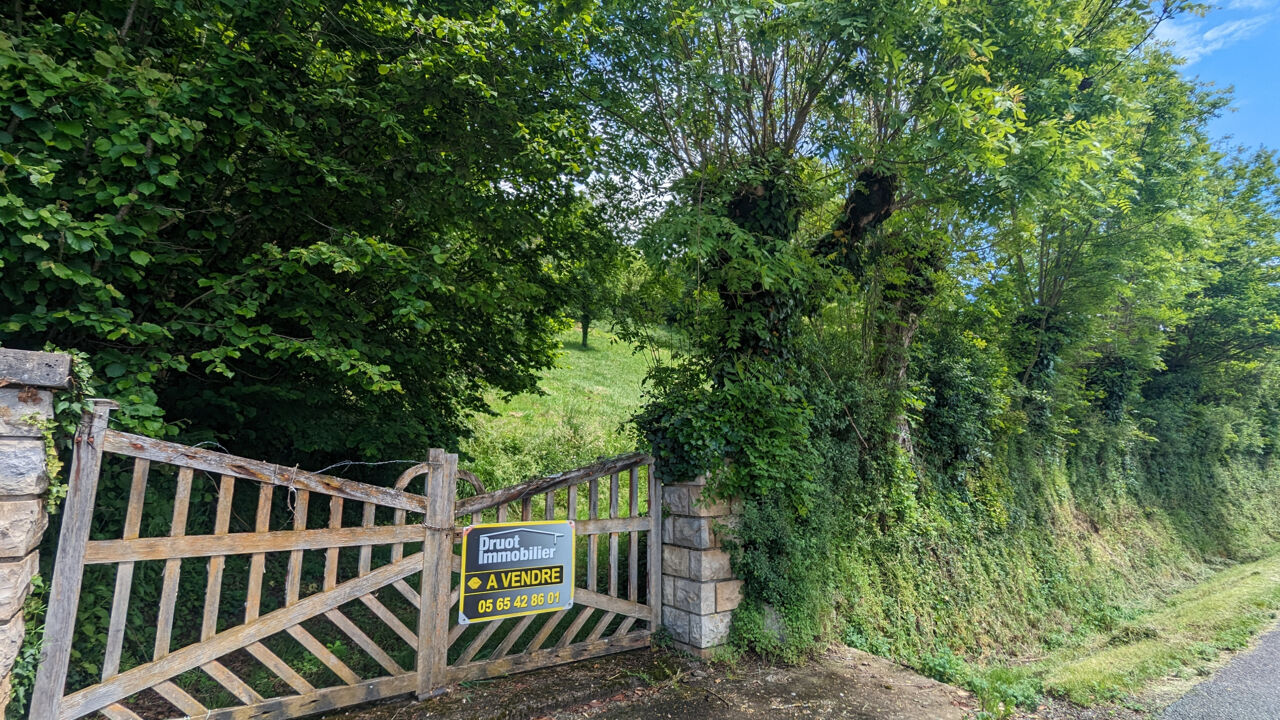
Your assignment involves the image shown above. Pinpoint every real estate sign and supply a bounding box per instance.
[458,520,575,624]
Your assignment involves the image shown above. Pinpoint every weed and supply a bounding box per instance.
[918,648,967,685]
[967,667,1042,718]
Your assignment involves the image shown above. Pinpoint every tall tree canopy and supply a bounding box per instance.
[1,0,598,461]
[591,0,1188,474]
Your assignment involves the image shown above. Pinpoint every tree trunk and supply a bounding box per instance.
[869,236,946,459]
[581,314,590,348]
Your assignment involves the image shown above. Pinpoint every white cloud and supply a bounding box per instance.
[1225,0,1276,11]
[1156,12,1276,64]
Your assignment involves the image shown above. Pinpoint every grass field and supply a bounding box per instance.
[460,325,665,490]
[1036,546,1280,705]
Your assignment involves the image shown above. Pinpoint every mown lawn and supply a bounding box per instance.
[460,325,665,490]
[1037,546,1280,705]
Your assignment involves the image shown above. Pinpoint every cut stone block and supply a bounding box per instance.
[660,479,742,653]
[0,553,36,621]
[663,605,691,644]
[0,500,46,557]
[688,610,733,647]
[669,515,741,550]
[670,577,717,615]
[664,546,732,581]
[664,483,735,517]
[0,613,22,679]
[0,388,53,438]
[0,349,71,389]
[662,485,691,515]
[0,439,49,495]
[670,517,717,549]
[670,640,720,659]
[662,545,690,578]
[716,580,744,612]
[688,548,732,581]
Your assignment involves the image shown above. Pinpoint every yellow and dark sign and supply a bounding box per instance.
[458,520,574,624]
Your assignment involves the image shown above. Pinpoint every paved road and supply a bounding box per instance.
[1162,626,1280,720]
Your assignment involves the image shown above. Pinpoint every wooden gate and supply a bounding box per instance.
[29,400,660,720]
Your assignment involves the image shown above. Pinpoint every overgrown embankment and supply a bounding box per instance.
[836,444,1280,667]
[467,327,1280,701]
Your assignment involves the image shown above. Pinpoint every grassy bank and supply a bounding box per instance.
[1037,546,1280,705]
[460,325,663,489]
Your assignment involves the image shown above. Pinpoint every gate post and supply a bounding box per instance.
[660,474,743,658]
[0,349,71,716]
[417,449,458,699]
[29,398,117,720]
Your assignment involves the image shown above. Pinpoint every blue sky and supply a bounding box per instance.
[1155,1,1279,151]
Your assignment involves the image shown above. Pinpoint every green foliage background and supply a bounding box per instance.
[5,0,1280,714]
[2,0,600,463]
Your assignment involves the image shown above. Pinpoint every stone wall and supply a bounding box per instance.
[660,474,742,657]
[0,349,70,715]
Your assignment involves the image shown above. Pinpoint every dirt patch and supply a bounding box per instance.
[324,646,975,720]
[324,650,692,720]
[573,646,976,720]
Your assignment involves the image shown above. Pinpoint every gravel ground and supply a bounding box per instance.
[1160,626,1280,720]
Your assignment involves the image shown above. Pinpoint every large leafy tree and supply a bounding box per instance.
[1163,151,1280,376]
[976,53,1222,429]
[591,0,1184,467]
[589,0,1208,657]
[1,0,597,461]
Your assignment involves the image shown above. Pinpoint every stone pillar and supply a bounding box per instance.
[0,349,71,714]
[660,474,743,657]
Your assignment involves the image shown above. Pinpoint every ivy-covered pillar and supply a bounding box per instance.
[0,349,71,715]
[660,474,742,657]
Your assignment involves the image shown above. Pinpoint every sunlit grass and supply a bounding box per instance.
[460,325,666,490]
[1038,546,1280,705]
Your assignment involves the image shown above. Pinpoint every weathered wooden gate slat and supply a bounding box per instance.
[202,475,237,639]
[244,483,275,623]
[446,632,651,685]
[555,609,596,650]
[58,553,425,719]
[203,661,265,704]
[492,614,537,659]
[358,594,418,648]
[152,466,193,659]
[572,588,652,620]
[152,680,207,716]
[29,399,117,720]
[324,609,405,676]
[285,626,361,686]
[33,401,660,720]
[245,642,316,695]
[415,450,456,700]
[453,451,651,517]
[101,457,149,681]
[102,430,431,513]
[200,674,418,720]
[67,524,467,576]
[101,702,143,720]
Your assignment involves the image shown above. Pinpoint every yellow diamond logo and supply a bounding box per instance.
[467,577,482,590]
